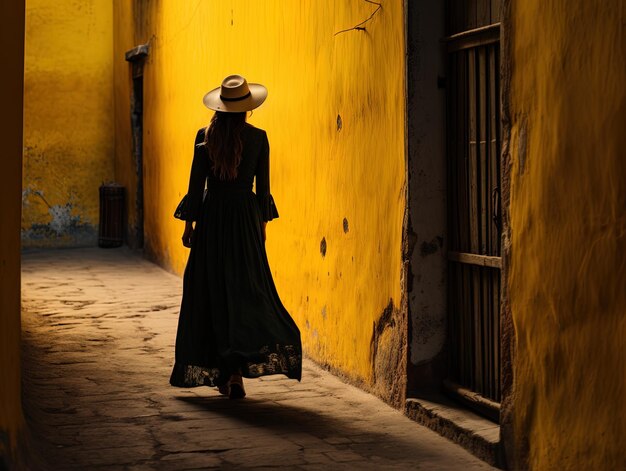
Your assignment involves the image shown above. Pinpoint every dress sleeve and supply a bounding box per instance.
[255,131,279,222]
[181,129,208,222]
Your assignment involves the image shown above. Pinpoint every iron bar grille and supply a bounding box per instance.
[446,35,502,414]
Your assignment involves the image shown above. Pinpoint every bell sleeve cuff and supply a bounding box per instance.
[258,194,279,222]
[174,194,195,221]
[174,190,206,222]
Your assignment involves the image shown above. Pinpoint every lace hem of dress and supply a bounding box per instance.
[170,344,302,388]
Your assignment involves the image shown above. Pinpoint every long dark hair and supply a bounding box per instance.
[204,111,247,180]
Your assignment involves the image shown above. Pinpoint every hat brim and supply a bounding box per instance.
[203,83,268,112]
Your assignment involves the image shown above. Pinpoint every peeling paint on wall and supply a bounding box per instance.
[371,298,407,406]
[21,187,96,245]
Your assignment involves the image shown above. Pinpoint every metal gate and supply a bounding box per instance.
[445,0,502,422]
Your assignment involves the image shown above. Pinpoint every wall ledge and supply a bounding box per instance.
[405,393,504,469]
[125,44,149,62]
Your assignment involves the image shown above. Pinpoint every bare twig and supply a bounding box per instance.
[33,190,52,209]
[334,0,382,36]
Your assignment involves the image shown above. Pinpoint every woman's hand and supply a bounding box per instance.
[182,221,194,248]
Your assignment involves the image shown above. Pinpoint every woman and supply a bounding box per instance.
[169,75,302,399]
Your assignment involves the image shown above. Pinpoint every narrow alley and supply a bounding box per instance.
[21,248,494,470]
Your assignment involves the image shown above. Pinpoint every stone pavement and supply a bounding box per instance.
[21,248,494,470]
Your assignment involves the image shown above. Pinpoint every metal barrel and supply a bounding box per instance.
[98,183,125,248]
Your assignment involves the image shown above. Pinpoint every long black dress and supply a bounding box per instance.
[169,124,302,388]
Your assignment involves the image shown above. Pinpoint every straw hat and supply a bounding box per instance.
[203,74,268,112]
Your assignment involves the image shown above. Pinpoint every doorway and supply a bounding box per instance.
[125,45,149,249]
[131,73,144,249]
[444,0,502,422]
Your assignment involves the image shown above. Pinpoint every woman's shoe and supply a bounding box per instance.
[217,383,230,396]
[228,375,246,399]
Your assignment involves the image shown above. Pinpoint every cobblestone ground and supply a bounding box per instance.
[21,248,494,470]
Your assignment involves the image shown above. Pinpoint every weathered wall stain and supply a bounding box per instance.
[419,236,443,257]
[371,300,395,355]
[21,187,95,243]
[371,298,407,406]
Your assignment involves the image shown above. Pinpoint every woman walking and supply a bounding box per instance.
[170,75,302,399]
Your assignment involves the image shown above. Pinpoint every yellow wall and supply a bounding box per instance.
[508,1,626,468]
[23,0,115,247]
[0,0,25,462]
[114,0,406,384]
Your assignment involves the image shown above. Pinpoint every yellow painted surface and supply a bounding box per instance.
[114,1,406,383]
[23,0,115,247]
[509,1,626,468]
[0,0,25,457]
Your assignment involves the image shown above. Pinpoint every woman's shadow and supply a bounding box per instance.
[172,393,431,462]
[175,394,353,435]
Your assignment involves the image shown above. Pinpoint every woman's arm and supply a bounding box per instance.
[182,129,208,247]
[182,220,194,248]
[255,132,270,213]
[255,131,278,235]
[185,129,209,221]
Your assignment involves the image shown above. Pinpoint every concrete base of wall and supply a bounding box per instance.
[21,224,98,248]
[405,394,503,469]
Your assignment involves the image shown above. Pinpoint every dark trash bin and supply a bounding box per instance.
[98,183,125,248]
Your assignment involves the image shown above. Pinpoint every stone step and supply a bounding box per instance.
[405,392,504,468]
